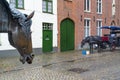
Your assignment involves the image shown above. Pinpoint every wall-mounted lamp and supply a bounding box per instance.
[67,11,69,17]
[117,19,119,25]
[93,16,95,22]
[105,18,106,24]
[80,15,82,21]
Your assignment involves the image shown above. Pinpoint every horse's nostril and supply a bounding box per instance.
[26,57,31,64]
[31,54,35,57]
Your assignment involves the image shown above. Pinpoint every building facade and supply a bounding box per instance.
[58,0,120,52]
[0,0,57,53]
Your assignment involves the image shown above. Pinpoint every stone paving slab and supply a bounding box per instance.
[0,66,83,80]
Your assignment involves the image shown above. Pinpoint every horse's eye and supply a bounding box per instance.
[25,19,28,22]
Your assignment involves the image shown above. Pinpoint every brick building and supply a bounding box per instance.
[58,0,120,52]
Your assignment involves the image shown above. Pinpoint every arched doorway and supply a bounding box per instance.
[60,18,75,52]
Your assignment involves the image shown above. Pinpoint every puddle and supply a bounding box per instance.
[68,68,89,73]
[0,68,23,74]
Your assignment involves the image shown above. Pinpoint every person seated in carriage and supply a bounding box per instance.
[109,32,117,46]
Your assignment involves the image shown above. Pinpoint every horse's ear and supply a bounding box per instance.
[26,11,35,20]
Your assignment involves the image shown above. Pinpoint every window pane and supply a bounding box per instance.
[96,21,102,36]
[43,23,53,30]
[87,0,89,11]
[97,0,102,13]
[48,2,52,13]
[87,20,89,26]
[42,1,47,12]
[10,0,16,8]
[84,0,86,10]
[18,0,24,8]
[97,2,98,12]
[84,19,90,37]
[99,3,101,12]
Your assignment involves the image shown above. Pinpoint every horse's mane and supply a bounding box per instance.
[0,0,12,17]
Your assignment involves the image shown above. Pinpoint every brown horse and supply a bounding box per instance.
[0,0,34,64]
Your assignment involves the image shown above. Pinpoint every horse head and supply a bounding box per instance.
[8,11,35,64]
[81,36,91,48]
[81,39,85,48]
[81,38,88,48]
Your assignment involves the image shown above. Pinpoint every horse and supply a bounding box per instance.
[0,0,34,64]
[81,36,106,53]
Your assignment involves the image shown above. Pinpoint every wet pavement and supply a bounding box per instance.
[0,50,120,80]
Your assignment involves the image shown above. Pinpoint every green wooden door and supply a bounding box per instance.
[60,19,75,52]
[42,23,53,53]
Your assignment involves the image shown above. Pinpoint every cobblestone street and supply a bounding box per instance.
[0,50,120,80]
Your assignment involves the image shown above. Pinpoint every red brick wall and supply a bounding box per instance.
[58,0,119,51]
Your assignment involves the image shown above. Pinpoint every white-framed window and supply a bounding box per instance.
[96,19,102,36]
[97,0,102,14]
[84,0,91,12]
[84,18,91,37]
[42,0,53,14]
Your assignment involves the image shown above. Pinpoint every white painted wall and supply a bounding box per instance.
[0,0,57,50]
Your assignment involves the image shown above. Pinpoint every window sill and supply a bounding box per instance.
[97,13,102,15]
[16,7,25,10]
[84,10,91,13]
[43,12,53,14]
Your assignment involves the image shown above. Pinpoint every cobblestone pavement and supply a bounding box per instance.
[0,50,120,80]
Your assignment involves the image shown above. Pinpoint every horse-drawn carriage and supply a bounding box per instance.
[81,26,120,53]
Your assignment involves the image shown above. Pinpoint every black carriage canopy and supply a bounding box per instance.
[100,26,120,34]
[100,26,120,30]
[0,0,32,37]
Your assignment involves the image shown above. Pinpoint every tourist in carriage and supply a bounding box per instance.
[109,32,117,49]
